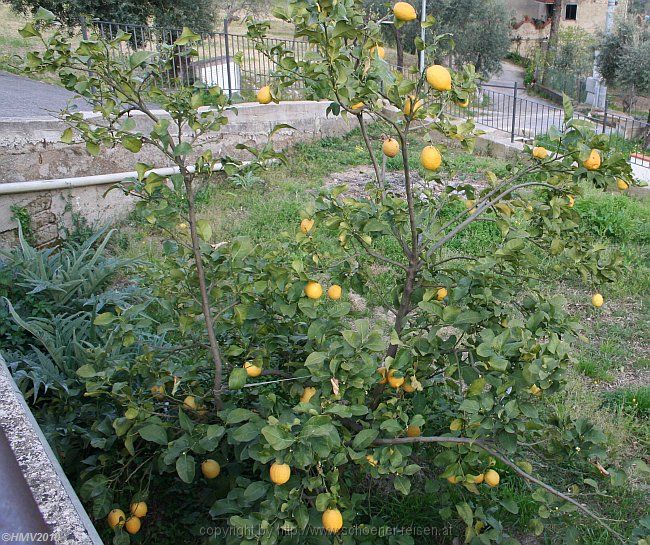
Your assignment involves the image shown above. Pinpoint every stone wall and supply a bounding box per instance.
[0,101,355,247]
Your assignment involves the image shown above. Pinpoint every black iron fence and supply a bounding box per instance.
[83,19,650,169]
[447,83,650,168]
[87,19,311,98]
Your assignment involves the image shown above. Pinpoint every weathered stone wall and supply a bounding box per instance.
[0,101,356,247]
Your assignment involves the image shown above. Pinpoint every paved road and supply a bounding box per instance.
[0,71,88,118]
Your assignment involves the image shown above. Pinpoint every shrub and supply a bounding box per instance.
[11,5,643,545]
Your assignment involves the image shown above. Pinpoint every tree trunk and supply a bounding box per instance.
[542,0,563,85]
[392,25,404,72]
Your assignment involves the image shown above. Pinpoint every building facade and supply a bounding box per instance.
[509,0,628,56]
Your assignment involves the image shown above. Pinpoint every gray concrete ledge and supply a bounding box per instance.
[0,357,103,545]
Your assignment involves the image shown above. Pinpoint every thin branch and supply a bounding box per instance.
[373,436,626,544]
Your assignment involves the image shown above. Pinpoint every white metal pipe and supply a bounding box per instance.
[0,163,224,196]
[419,0,427,73]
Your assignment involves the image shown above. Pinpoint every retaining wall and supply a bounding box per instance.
[0,101,355,247]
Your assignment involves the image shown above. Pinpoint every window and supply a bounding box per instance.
[546,4,555,18]
[565,4,578,20]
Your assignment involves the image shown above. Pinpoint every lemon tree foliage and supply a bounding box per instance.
[14,3,643,545]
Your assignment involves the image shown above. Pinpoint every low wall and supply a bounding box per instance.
[0,357,103,545]
[0,101,355,247]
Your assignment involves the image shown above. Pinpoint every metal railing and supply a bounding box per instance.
[447,83,650,168]
[86,19,311,98]
[83,19,649,169]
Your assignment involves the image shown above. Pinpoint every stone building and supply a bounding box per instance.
[509,0,628,56]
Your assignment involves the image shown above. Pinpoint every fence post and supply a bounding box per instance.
[223,19,233,99]
[80,15,89,40]
[511,81,518,143]
[602,100,608,135]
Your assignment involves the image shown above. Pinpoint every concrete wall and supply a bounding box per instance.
[0,101,355,247]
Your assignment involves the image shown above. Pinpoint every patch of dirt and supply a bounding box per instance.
[323,165,489,199]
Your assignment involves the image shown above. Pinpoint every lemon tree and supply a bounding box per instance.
[14,3,644,545]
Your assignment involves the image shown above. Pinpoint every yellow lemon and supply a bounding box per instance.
[591,293,604,308]
[529,384,542,396]
[406,424,421,437]
[244,361,262,377]
[473,473,484,484]
[107,509,126,529]
[402,95,422,116]
[425,65,452,92]
[420,146,442,171]
[402,380,416,393]
[393,1,417,21]
[366,454,378,467]
[484,469,500,487]
[130,502,147,518]
[270,462,291,485]
[436,287,448,301]
[300,386,317,403]
[327,284,342,300]
[322,508,344,533]
[351,101,365,112]
[567,195,575,208]
[371,45,386,59]
[387,370,405,389]
[456,98,469,108]
[300,218,314,234]
[382,137,400,158]
[377,367,388,384]
[305,281,323,299]
[125,516,141,535]
[201,459,221,479]
[182,395,197,411]
[257,85,272,104]
[583,149,601,170]
[617,179,629,191]
[532,146,549,159]
[150,385,165,400]
[446,475,458,484]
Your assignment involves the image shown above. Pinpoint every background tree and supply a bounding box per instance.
[4,0,217,31]
[597,17,650,112]
[394,0,511,76]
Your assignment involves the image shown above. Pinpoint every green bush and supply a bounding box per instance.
[575,193,650,244]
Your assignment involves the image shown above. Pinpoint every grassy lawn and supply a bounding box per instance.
[116,124,649,544]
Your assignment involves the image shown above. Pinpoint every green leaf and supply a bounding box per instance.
[76,364,97,378]
[352,429,378,449]
[93,312,116,326]
[86,141,100,156]
[139,424,168,445]
[122,135,142,153]
[225,408,255,424]
[231,422,260,442]
[196,219,213,242]
[176,453,195,483]
[456,502,473,526]
[174,27,201,46]
[500,497,520,514]
[243,481,269,502]
[129,51,151,68]
[228,367,247,390]
[394,475,411,495]
[60,128,74,144]
[562,94,574,123]
[261,425,295,450]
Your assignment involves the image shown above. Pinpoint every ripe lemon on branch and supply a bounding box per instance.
[201,459,221,479]
[257,85,272,104]
[107,509,126,529]
[130,502,147,518]
[583,149,601,170]
[425,65,452,92]
[393,1,417,21]
[269,462,291,485]
[322,508,344,533]
[382,137,400,158]
[402,95,422,116]
[532,146,549,159]
[244,361,262,377]
[305,281,323,299]
[300,218,314,233]
[420,146,442,171]
[327,284,342,300]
